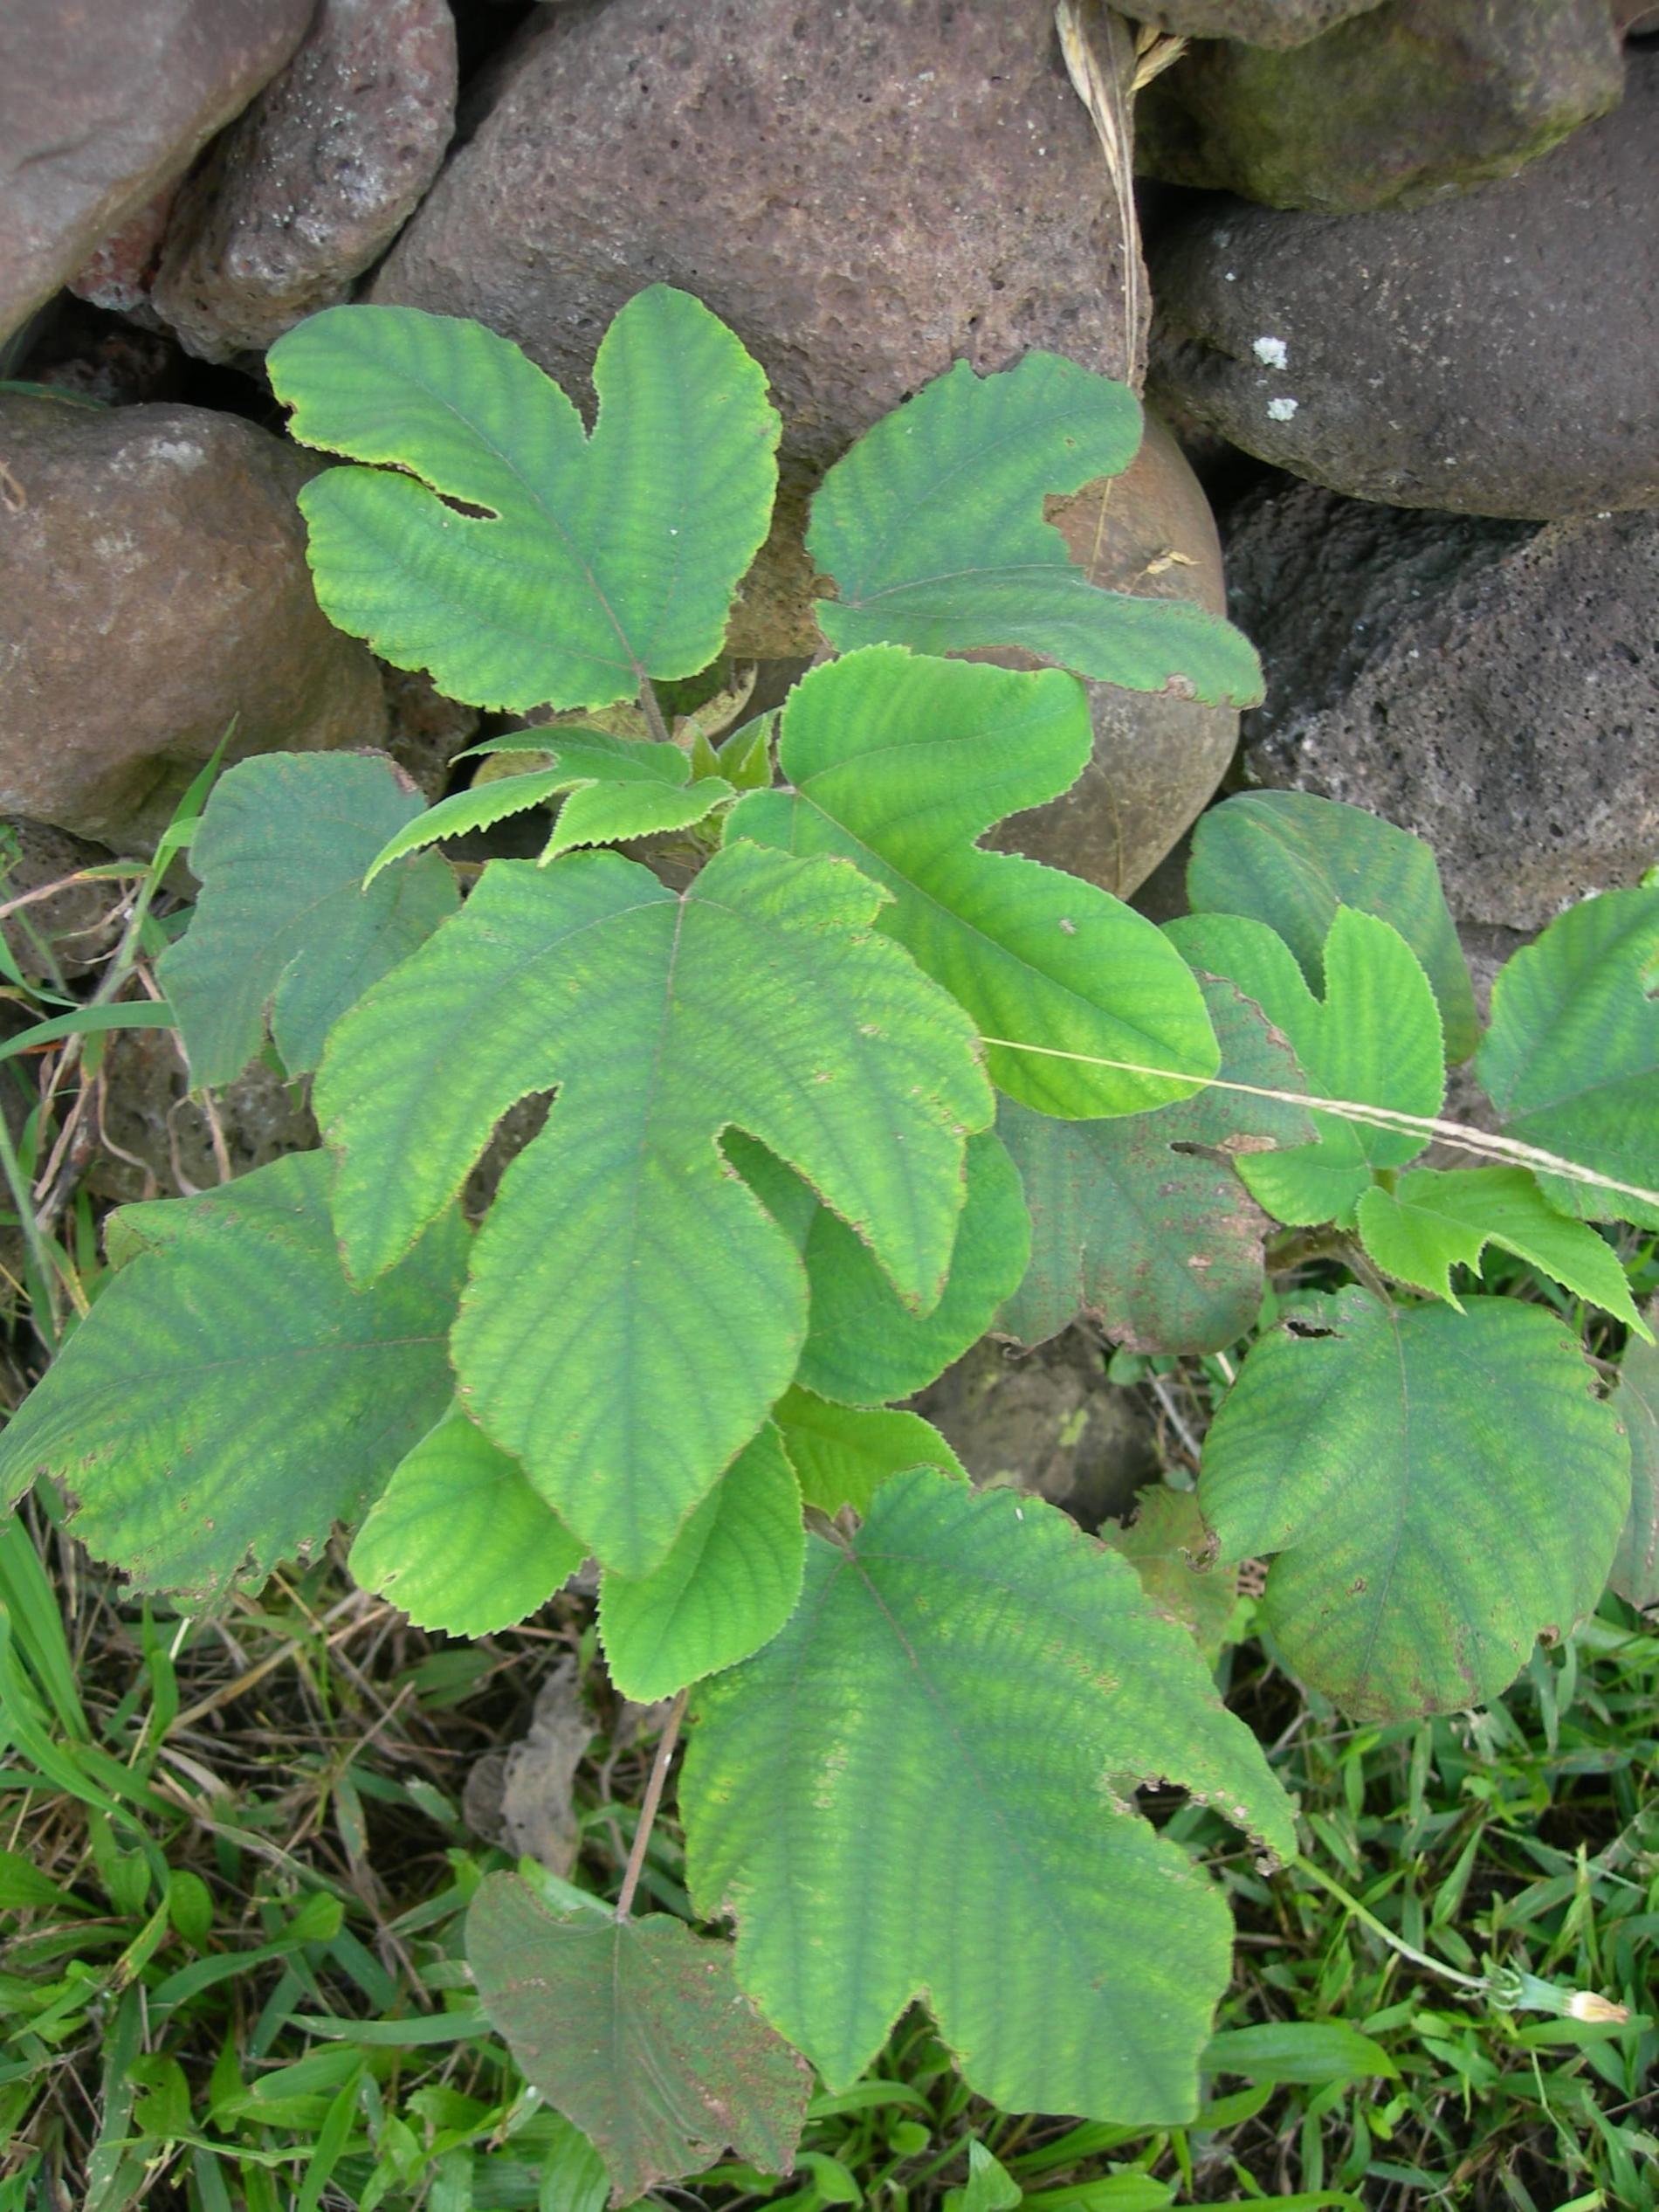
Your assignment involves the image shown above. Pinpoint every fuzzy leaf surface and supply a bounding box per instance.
[730,650,1218,1117]
[1353,1168,1646,1332]
[268,290,779,712]
[1167,909,1442,1228]
[786,1129,1029,1406]
[315,841,989,1575]
[1476,886,1659,1230]
[0,1154,464,1603]
[599,1423,804,1701]
[468,1878,809,2206]
[1610,1317,1659,1609]
[349,1408,584,1637]
[1104,1485,1237,1665]
[997,974,1313,1354]
[1198,1291,1631,1717]
[684,1469,1294,2120]
[366,730,732,878]
[808,355,1262,705]
[773,1388,965,1517]
[158,753,457,1086]
[1187,792,1477,1063]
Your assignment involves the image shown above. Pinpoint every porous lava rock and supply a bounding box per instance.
[372,0,1148,475]
[153,0,457,362]
[985,415,1240,898]
[0,0,313,344]
[0,393,387,848]
[1137,0,1623,211]
[1146,47,1659,517]
[1124,0,1384,42]
[1224,480,1659,932]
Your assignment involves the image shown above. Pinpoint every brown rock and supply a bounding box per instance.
[1224,480,1659,932]
[0,0,314,346]
[1138,0,1623,212]
[1125,1,1384,40]
[0,819,124,983]
[1147,47,1659,517]
[0,393,387,848]
[373,0,1148,478]
[68,183,180,317]
[153,0,457,362]
[988,415,1239,897]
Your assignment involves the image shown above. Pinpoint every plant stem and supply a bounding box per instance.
[637,678,672,748]
[616,1686,690,1919]
[1293,1853,1488,1991]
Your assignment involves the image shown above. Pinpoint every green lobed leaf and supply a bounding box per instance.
[1476,886,1659,1230]
[757,1128,1030,1407]
[348,1406,585,1637]
[467,1878,810,2205]
[365,730,733,879]
[1198,1289,1631,1717]
[997,973,1314,1354]
[1187,792,1477,1064]
[1353,1168,1647,1332]
[268,289,781,713]
[683,1469,1295,2120]
[808,355,1262,705]
[157,752,458,1086]
[0,1154,465,1603]
[1609,1316,1659,1609]
[772,1387,965,1517]
[315,839,990,1575]
[598,1423,805,1701]
[729,649,1219,1117]
[1167,908,1443,1229]
[1103,1485,1239,1666]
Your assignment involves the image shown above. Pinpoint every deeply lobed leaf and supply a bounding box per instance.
[1199,1290,1631,1717]
[808,355,1262,705]
[269,289,780,713]
[730,649,1219,1117]
[0,1154,465,1604]
[683,1470,1295,2121]
[1187,792,1477,1063]
[315,839,990,1575]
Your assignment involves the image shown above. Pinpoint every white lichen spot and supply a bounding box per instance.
[145,438,207,472]
[1251,335,1288,369]
[1266,396,1299,422]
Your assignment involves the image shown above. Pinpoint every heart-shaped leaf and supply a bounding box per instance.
[808,355,1262,705]
[1477,886,1659,1230]
[1198,1290,1631,1717]
[683,1470,1294,2120]
[729,649,1218,1117]
[268,289,780,713]
[349,1406,585,1637]
[468,1878,809,2206]
[997,973,1313,1354]
[158,753,458,1087]
[0,1154,465,1603]
[315,840,989,1575]
[1187,792,1477,1064]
